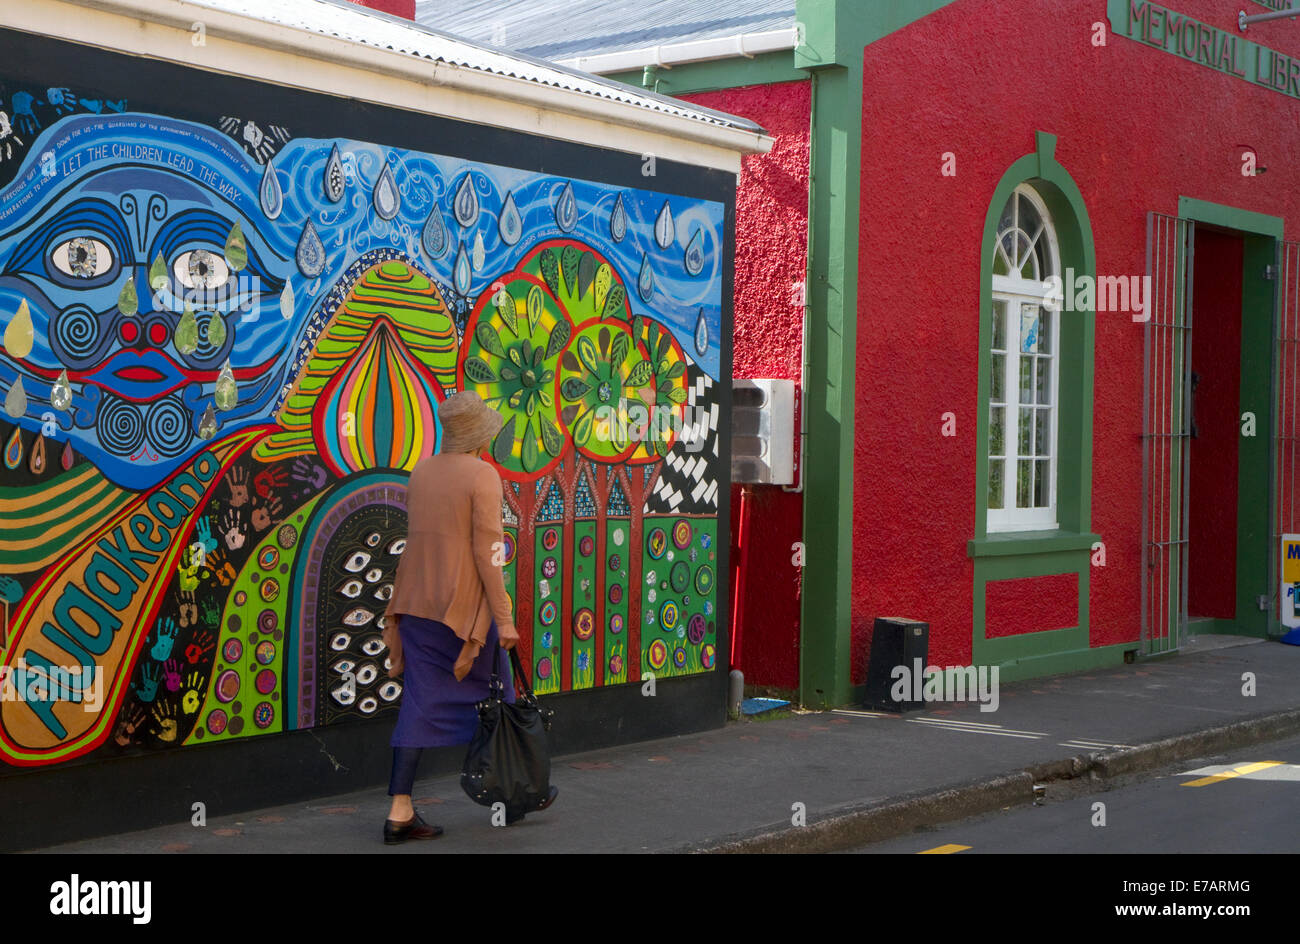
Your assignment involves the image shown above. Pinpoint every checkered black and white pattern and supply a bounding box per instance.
[645,353,720,515]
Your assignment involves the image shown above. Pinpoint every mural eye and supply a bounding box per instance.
[388,539,406,556]
[173,249,231,290]
[343,607,374,626]
[355,664,378,686]
[338,579,363,599]
[378,680,402,702]
[331,658,356,675]
[344,551,371,572]
[51,237,113,278]
[373,584,393,602]
[330,682,356,706]
[330,631,352,651]
[364,567,383,584]
[358,695,378,714]
[360,636,386,656]
[365,531,382,547]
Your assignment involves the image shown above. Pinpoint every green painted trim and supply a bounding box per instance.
[796,60,858,709]
[1235,234,1274,636]
[1178,197,1284,239]
[795,0,960,69]
[604,53,805,96]
[971,131,1099,673]
[968,530,1100,558]
[993,642,1132,683]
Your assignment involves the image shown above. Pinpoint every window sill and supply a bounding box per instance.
[967,529,1100,559]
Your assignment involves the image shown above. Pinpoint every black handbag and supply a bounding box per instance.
[460,645,554,820]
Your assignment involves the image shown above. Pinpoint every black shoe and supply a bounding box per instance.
[529,786,558,813]
[384,810,444,844]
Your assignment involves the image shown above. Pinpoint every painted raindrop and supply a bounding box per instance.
[654,200,675,249]
[3,427,20,468]
[260,160,283,219]
[454,243,472,296]
[499,191,522,245]
[373,163,400,220]
[29,432,45,475]
[694,309,709,356]
[175,307,199,355]
[4,299,34,358]
[472,231,485,271]
[555,181,577,232]
[4,377,27,418]
[637,253,654,302]
[215,360,238,411]
[422,208,448,259]
[324,145,346,202]
[50,369,73,411]
[117,278,138,317]
[280,282,294,320]
[454,174,479,228]
[60,439,74,471]
[225,222,248,272]
[206,312,227,350]
[198,403,217,440]
[610,193,627,242]
[297,219,325,277]
[684,229,705,276]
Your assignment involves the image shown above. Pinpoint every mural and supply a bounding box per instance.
[0,74,725,767]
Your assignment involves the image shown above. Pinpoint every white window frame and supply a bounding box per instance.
[988,184,1061,533]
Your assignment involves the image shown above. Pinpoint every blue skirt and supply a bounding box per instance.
[390,614,516,748]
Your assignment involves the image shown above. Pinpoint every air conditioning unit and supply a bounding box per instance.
[731,378,795,484]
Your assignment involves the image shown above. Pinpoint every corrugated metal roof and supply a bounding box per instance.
[179,0,765,132]
[415,0,796,61]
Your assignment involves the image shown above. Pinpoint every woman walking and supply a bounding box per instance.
[380,391,556,843]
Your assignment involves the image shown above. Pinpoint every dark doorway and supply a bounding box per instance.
[1187,227,1243,625]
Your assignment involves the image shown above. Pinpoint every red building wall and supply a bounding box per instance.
[854,0,1300,675]
[685,81,810,690]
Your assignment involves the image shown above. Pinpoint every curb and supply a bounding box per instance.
[691,707,1300,854]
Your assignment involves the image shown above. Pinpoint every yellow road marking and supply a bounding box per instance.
[918,843,971,854]
[1181,761,1282,787]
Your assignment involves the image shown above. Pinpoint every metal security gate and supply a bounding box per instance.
[1269,240,1300,634]
[1141,213,1194,655]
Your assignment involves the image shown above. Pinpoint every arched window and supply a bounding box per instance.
[987,184,1060,531]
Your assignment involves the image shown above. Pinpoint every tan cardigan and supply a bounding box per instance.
[382,452,516,680]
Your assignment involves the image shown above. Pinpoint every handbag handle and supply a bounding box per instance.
[488,642,538,701]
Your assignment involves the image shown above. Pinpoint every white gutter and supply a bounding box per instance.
[558,28,800,76]
[10,0,772,171]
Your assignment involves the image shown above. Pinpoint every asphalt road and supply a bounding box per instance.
[854,733,1300,854]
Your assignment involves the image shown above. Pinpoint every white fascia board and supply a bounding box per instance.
[558,29,800,75]
[6,0,772,172]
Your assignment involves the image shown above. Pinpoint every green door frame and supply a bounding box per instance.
[1178,197,1282,639]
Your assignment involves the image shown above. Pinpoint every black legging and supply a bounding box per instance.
[388,746,422,796]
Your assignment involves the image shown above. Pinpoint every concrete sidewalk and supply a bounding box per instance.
[31,636,1300,854]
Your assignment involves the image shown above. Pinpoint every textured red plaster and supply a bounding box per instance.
[1188,229,1243,619]
[346,0,415,19]
[854,0,1300,678]
[985,573,1079,638]
[686,81,810,690]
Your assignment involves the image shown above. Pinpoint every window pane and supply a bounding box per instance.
[993,246,1010,277]
[989,459,1004,510]
[1038,307,1052,354]
[1034,233,1051,279]
[992,300,1006,350]
[1035,356,1050,404]
[989,406,1004,456]
[1019,303,1040,354]
[1001,231,1017,268]
[1035,406,1050,455]
[1017,459,1031,507]
[1018,406,1032,455]
[1034,458,1051,507]
[998,195,1015,239]
[991,353,1005,402]
[1019,356,1032,404]
[1018,193,1042,238]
